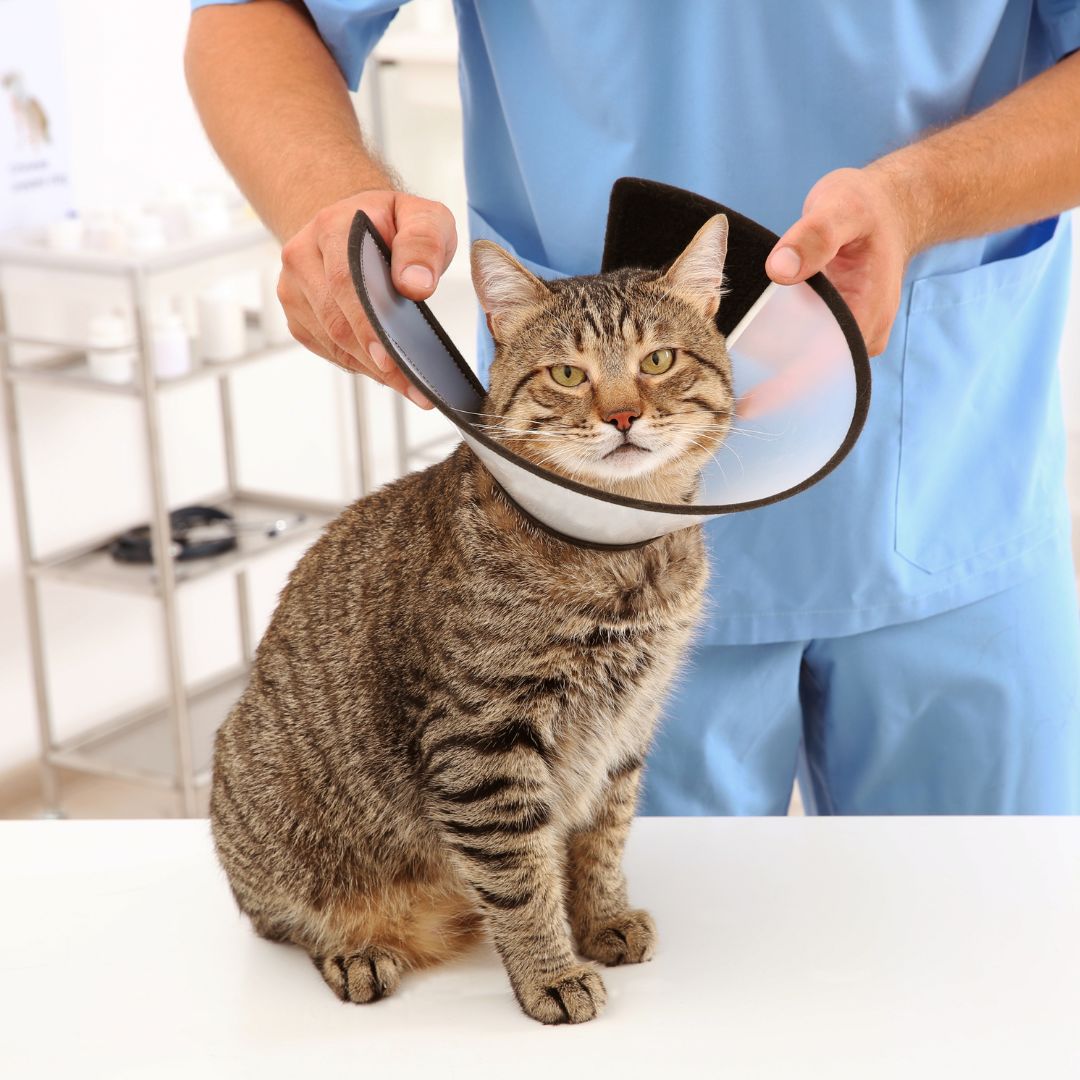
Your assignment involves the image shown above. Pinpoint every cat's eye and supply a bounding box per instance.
[641,348,675,375]
[551,364,587,387]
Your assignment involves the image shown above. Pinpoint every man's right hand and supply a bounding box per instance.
[278,190,457,408]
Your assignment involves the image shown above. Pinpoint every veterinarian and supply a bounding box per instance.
[186,1,1080,815]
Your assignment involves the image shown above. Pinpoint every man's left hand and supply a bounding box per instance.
[765,166,915,357]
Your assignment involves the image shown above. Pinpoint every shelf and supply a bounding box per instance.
[49,666,247,788]
[0,220,272,277]
[32,492,337,596]
[1,204,369,817]
[1,332,301,398]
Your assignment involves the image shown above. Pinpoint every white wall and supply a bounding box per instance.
[0,0,1078,784]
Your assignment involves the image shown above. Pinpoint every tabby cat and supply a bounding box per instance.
[210,214,734,1024]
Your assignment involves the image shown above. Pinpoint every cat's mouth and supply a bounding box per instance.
[602,440,651,462]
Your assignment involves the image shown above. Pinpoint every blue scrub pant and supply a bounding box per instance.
[641,547,1080,815]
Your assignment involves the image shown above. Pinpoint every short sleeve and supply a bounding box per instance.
[189,0,406,90]
[1036,0,1080,61]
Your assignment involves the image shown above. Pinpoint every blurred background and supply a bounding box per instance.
[0,0,1078,819]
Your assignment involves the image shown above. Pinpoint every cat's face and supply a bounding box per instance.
[471,216,733,501]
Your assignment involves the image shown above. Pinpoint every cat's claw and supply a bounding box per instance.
[577,909,657,966]
[514,963,607,1025]
[316,947,404,1004]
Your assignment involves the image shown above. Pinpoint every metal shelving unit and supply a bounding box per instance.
[0,225,370,816]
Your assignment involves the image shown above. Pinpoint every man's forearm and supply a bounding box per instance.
[870,49,1080,256]
[185,0,455,402]
[185,0,393,240]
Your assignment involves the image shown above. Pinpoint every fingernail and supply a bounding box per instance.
[368,340,391,372]
[400,265,434,291]
[768,246,801,279]
[406,385,432,409]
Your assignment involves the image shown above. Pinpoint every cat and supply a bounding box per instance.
[210,213,733,1025]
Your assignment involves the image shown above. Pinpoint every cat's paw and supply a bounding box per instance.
[315,947,404,1004]
[576,909,657,966]
[513,963,607,1025]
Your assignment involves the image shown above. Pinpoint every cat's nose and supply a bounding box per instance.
[604,409,640,432]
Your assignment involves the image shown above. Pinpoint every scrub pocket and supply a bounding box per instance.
[896,216,1070,573]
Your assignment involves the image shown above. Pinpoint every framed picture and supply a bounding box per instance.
[0,0,72,232]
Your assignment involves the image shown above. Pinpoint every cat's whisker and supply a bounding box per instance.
[680,433,745,480]
[720,441,746,473]
[473,420,585,437]
[728,423,784,441]
[477,427,579,441]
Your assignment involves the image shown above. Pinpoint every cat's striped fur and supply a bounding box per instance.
[211,216,733,1024]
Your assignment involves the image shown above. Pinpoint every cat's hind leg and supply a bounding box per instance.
[313,947,405,1003]
[299,875,483,1005]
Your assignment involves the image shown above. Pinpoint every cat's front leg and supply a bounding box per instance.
[423,720,606,1025]
[566,756,657,966]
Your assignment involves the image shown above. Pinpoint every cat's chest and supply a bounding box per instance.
[544,608,697,828]
[559,531,706,629]
[475,528,707,826]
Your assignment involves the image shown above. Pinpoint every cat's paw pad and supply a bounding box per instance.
[316,947,404,1004]
[515,963,607,1025]
[578,909,657,966]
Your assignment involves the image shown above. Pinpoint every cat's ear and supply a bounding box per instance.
[471,240,550,339]
[661,214,729,318]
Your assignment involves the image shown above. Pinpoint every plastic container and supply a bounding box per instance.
[151,186,194,244]
[45,215,83,252]
[197,284,247,362]
[82,211,126,253]
[126,212,168,255]
[151,311,192,379]
[189,191,231,240]
[87,313,137,384]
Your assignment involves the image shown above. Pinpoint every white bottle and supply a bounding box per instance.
[198,283,247,362]
[151,311,192,379]
[126,211,168,255]
[261,261,292,345]
[82,210,126,253]
[86,313,137,384]
[151,185,194,244]
[189,191,231,240]
[45,214,84,252]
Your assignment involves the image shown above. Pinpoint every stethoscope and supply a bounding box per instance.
[109,504,307,564]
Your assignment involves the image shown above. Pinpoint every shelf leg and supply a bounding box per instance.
[0,284,62,814]
[351,374,373,498]
[217,372,254,663]
[131,268,198,817]
[392,389,410,479]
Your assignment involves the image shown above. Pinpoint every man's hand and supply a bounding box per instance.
[278,190,457,407]
[765,167,914,358]
[765,48,1080,359]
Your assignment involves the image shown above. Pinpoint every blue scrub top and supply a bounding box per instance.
[195,0,1080,645]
